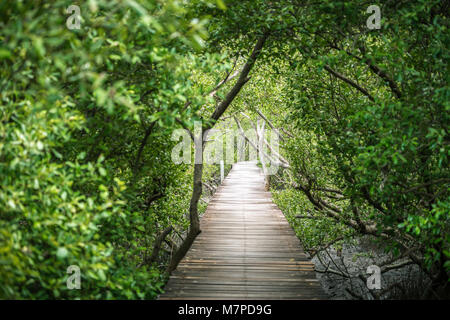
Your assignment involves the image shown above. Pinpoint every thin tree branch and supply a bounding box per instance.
[207,33,269,128]
[324,65,375,102]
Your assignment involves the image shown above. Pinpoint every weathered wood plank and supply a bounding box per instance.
[159,161,326,300]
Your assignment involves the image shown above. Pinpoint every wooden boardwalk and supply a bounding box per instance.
[159,161,326,300]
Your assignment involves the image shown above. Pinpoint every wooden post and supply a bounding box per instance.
[220,160,224,183]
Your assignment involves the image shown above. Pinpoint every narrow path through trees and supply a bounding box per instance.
[160,161,326,299]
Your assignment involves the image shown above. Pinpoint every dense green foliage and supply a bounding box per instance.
[1,0,448,299]
[0,0,225,299]
[281,1,449,282]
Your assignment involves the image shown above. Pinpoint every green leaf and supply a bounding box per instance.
[56,248,68,259]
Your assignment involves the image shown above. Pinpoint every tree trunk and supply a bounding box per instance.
[166,33,269,274]
[166,148,203,273]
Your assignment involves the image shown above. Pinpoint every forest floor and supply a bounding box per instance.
[310,237,430,299]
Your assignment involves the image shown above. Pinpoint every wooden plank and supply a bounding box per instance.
[159,161,326,300]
